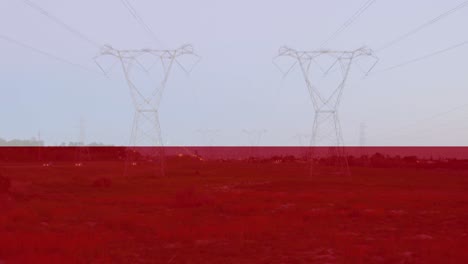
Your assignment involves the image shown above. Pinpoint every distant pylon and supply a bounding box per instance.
[75,118,90,167]
[243,129,267,146]
[359,122,367,147]
[37,130,50,167]
[94,44,200,176]
[243,129,267,160]
[274,46,378,175]
[359,122,368,158]
[293,133,311,146]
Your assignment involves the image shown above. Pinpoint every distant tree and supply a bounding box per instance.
[0,137,44,146]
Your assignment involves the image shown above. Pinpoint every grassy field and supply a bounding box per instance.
[1,159,468,263]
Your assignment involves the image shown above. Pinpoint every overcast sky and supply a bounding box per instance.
[1,0,468,146]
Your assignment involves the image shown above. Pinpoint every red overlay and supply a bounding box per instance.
[1,147,468,263]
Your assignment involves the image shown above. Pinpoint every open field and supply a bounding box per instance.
[1,148,468,263]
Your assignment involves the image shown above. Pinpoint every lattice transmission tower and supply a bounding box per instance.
[243,129,267,146]
[274,46,378,175]
[94,44,200,176]
[359,122,367,147]
[243,129,267,160]
[293,133,312,146]
[74,118,90,167]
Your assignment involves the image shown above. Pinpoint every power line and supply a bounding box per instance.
[373,40,468,74]
[377,0,468,52]
[120,0,164,47]
[320,0,377,48]
[21,0,100,48]
[0,34,100,74]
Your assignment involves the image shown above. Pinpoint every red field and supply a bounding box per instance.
[1,147,468,263]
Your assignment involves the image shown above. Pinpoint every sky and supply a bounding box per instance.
[0,0,468,146]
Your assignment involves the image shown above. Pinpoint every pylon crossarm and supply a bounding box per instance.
[279,46,369,58]
[98,50,175,112]
[105,44,192,56]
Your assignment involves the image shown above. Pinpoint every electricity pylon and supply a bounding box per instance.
[359,122,369,158]
[274,46,378,175]
[243,129,267,146]
[94,44,200,176]
[293,133,311,146]
[74,118,90,167]
[359,122,367,147]
[243,129,267,160]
